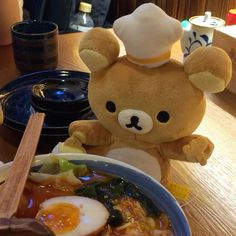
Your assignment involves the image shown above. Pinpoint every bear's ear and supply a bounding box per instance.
[79,28,120,72]
[184,46,232,93]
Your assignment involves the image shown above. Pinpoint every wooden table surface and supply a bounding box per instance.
[0,32,236,236]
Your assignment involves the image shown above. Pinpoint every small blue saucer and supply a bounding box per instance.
[0,70,95,136]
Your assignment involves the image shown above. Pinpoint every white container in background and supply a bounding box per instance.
[181,12,225,60]
[213,25,236,94]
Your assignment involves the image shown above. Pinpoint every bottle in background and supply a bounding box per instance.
[69,2,94,32]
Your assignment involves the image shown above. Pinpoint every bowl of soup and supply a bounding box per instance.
[0,153,191,236]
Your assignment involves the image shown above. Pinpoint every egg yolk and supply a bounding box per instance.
[36,203,80,234]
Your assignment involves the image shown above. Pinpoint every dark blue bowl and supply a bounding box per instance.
[0,70,96,136]
[31,77,90,126]
[31,78,89,111]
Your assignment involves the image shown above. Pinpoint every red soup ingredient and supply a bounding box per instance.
[16,180,72,218]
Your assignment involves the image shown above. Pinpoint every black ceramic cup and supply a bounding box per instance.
[11,20,58,73]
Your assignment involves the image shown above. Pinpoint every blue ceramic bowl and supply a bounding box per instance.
[31,78,89,111]
[31,78,90,126]
[29,153,192,236]
[0,70,94,136]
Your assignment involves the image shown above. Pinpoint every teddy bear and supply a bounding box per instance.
[56,3,232,186]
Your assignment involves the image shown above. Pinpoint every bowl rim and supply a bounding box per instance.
[30,100,91,115]
[0,153,191,236]
[11,20,58,36]
[31,82,88,106]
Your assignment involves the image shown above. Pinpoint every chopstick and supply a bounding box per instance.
[0,103,3,125]
[0,113,45,218]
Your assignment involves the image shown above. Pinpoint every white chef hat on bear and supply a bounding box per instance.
[113,3,183,68]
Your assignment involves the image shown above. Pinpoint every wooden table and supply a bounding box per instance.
[0,32,236,236]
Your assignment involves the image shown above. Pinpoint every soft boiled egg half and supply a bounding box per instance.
[35,196,109,236]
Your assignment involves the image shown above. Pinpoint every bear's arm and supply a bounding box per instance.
[66,120,112,146]
[159,134,214,166]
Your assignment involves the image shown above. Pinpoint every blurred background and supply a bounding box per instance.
[23,0,236,33]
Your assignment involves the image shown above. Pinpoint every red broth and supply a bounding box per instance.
[16,180,73,218]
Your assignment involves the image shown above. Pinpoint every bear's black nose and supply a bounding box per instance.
[130,116,139,124]
[126,116,142,131]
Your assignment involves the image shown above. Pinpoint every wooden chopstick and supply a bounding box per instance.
[0,103,3,125]
[0,113,45,218]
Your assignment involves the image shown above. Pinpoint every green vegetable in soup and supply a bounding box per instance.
[36,157,89,177]
[59,159,89,176]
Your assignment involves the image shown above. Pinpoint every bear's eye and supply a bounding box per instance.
[106,101,116,113]
[156,111,170,123]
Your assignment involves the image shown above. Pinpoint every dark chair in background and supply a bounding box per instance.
[109,0,236,22]
[23,0,112,33]
[23,0,46,21]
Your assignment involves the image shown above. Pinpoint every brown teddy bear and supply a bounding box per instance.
[56,3,232,186]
